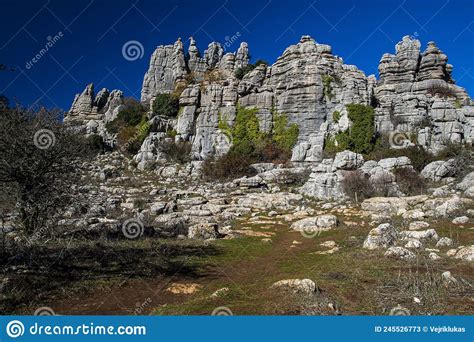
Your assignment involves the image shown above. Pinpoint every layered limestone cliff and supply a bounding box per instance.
[374,35,473,152]
[64,35,473,159]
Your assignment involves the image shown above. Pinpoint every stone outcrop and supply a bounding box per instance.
[141,38,187,104]
[64,83,124,138]
[299,150,364,200]
[66,34,472,161]
[374,35,472,153]
[420,159,458,182]
[66,83,124,124]
[363,223,398,250]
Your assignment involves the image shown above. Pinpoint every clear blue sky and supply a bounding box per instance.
[1,0,473,110]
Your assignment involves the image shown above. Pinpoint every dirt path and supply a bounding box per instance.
[49,216,319,315]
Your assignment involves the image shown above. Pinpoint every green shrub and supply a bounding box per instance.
[136,119,151,142]
[218,112,232,138]
[346,104,375,154]
[272,112,299,151]
[152,93,179,117]
[204,107,300,180]
[322,75,334,100]
[332,110,341,123]
[229,106,266,156]
[366,135,435,172]
[166,129,177,138]
[234,60,268,80]
[324,104,375,155]
[105,98,146,134]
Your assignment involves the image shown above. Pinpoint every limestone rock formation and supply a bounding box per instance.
[374,35,472,153]
[65,83,124,136]
[66,34,472,164]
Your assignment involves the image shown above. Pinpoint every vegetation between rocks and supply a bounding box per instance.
[203,106,299,180]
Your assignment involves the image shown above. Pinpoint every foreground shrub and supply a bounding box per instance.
[393,167,426,195]
[201,152,257,181]
[0,105,91,236]
[342,171,375,202]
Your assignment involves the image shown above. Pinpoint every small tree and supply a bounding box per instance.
[272,113,299,151]
[324,104,376,155]
[229,106,265,155]
[0,105,91,238]
[346,104,375,154]
[152,93,179,117]
[234,60,268,80]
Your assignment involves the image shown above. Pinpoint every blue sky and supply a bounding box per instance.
[0,0,473,110]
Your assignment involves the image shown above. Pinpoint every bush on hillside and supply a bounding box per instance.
[324,104,376,155]
[234,60,268,80]
[342,171,375,203]
[204,106,300,180]
[366,135,435,172]
[152,93,180,118]
[272,112,299,151]
[105,97,146,134]
[201,152,257,181]
[393,167,426,195]
[85,134,108,153]
[229,106,266,156]
[436,142,474,179]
